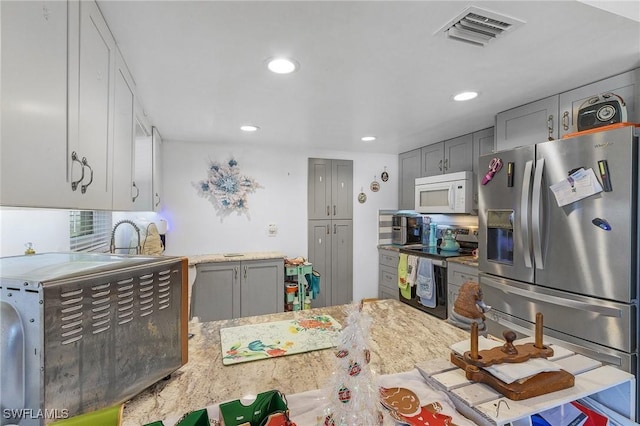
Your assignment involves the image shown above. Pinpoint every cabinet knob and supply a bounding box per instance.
[439,159,443,171]
[444,158,449,171]
[547,115,555,141]
[562,111,570,131]
[155,192,161,208]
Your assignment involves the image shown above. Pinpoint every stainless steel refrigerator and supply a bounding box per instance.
[478,125,638,413]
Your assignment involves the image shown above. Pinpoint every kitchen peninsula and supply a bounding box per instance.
[122,299,636,426]
[122,299,470,425]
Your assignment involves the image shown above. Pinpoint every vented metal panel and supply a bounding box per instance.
[437,6,524,46]
[44,261,183,417]
[0,254,186,424]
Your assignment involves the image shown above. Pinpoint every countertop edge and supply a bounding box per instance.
[188,251,286,265]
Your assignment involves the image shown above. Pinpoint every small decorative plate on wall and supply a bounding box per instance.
[358,191,367,204]
[370,176,380,192]
[381,166,389,182]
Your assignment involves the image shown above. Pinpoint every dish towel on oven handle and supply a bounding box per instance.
[416,257,436,308]
[406,255,418,288]
[397,253,412,299]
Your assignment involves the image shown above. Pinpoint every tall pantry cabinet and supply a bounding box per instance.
[307,159,353,308]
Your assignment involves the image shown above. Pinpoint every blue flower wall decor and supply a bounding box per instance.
[193,158,262,217]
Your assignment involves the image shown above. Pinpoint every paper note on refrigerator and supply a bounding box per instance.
[550,168,603,207]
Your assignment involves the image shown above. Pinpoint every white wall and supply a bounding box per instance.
[161,140,398,301]
[0,207,70,257]
[0,141,399,302]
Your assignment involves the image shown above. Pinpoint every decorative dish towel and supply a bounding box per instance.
[416,257,435,308]
[398,253,411,299]
[406,255,418,288]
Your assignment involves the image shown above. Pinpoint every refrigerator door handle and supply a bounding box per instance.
[482,277,622,317]
[521,160,534,268]
[532,157,545,269]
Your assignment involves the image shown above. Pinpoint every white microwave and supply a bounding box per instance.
[414,171,473,214]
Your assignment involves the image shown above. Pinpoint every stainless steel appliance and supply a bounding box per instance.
[391,213,423,245]
[415,171,473,214]
[0,253,188,425]
[399,226,478,319]
[478,124,639,415]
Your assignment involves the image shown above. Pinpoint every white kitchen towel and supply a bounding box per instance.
[483,357,562,384]
[416,257,436,308]
[406,255,419,287]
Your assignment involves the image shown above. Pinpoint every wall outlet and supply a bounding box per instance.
[268,223,277,236]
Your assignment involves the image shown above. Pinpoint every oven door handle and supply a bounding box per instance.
[448,184,454,211]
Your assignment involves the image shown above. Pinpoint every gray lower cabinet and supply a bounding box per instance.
[308,219,353,308]
[446,261,478,319]
[191,259,284,322]
[378,248,399,300]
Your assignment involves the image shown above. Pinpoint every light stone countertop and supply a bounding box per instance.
[121,299,470,426]
[446,256,479,268]
[188,251,286,266]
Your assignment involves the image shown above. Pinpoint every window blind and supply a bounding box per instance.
[69,211,112,252]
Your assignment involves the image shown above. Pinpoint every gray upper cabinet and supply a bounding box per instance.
[496,69,639,151]
[67,0,116,209]
[399,133,476,210]
[112,52,137,211]
[420,143,445,177]
[398,149,421,210]
[443,134,474,174]
[421,135,473,177]
[558,69,639,138]
[495,95,559,152]
[0,0,70,208]
[0,0,155,211]
[308,159,353,220]
[472,127,495,210]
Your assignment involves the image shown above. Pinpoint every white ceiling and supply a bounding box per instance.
[98,1,640,155]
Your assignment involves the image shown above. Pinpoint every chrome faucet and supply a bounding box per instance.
[110,219,141,254]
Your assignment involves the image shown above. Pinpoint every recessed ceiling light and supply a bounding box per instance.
[453,91,478,101]
[240,125,259,132]
[267,58,298,74]
[361,136,377,142]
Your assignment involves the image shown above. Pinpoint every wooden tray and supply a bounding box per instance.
[450,314,575,400]
[450,352,575,401]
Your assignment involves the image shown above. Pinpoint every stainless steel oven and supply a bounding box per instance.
[397,226,478,320]
[397,252,448,319]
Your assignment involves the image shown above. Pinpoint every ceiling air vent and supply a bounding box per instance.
[437,6,525,47]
